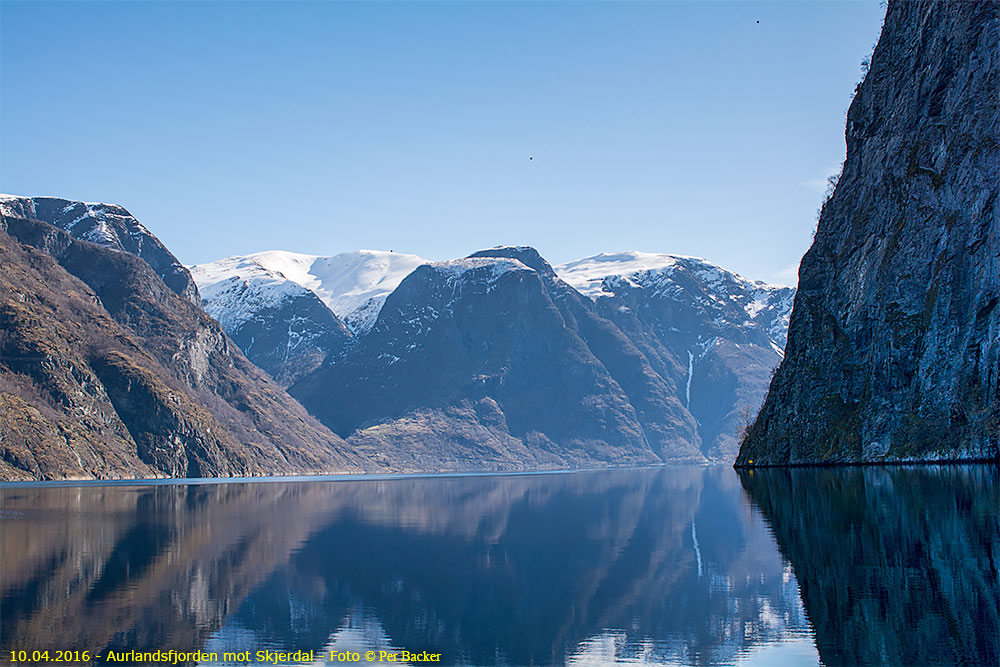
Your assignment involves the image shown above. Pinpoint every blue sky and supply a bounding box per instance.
[1,1,885,284]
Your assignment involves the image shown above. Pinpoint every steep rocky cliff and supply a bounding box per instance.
[0,215,365,480]
[737,0,999,466]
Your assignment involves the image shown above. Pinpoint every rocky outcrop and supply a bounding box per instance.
[0,215,365,480]
[737,0,1000,466]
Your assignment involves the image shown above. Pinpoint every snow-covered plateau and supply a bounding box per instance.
[190,249,428,334]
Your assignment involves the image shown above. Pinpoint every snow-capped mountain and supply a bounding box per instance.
[188,257,352,385]
[290,246,705,468]
[192,245,793,463]
[191,249,428,334]
[1,194,200,303]
[556,251,795,460]
[189,249,428,384]
[557,251,793,352]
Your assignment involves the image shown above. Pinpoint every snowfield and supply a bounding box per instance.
[556,251,794,350]
[190,249,428,334]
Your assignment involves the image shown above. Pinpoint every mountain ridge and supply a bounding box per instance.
[1,194,201,304]
[192,244,795,462]
[0,210,367,480]
[191,249,428,334]
[1,190,797,478]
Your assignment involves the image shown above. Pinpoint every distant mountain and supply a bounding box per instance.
[192,249,428,332]
[290,247,706,469]
[557,252,794,460]
[0,195,200,304]
[193,245,793,464]
[189,256,353,385]
[0,205,365,480]
[190,250,428,385]
[736,0,999,466]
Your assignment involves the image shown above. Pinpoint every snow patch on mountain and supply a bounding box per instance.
[556,251,795,350]
[556,252,693,297]
[190,249,429,334]
[190,268,315,331]
[429,257,533,284]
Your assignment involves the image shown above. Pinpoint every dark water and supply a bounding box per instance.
[0,465,996,666]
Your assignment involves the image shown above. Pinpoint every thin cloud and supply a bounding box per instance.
[801,165,843,193]
[773,261,801,286]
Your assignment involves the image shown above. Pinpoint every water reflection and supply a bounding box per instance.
[739,465,1000,667]
[2,469,810,665]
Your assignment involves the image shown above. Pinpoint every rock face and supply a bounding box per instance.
[557,252,793,461]
[0,195,200,304]
[737,0,1000,465]
[0,213,365,480]
[290,248,705,470]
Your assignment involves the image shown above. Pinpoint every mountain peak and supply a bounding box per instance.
[427,256,534,283]
[468,246,555,277]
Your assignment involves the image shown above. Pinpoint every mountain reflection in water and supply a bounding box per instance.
[739,464,999,667]
[6,465,992,666]
[2,468,809,665]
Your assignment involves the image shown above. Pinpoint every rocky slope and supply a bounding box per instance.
[290,248,705,469]
[0,212,365,480]
[557,252,793,460]
[0,195,200,304]
[737,0,1000,466]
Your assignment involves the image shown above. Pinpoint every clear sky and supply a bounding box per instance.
[1,1,885,285]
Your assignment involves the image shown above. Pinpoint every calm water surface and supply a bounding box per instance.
[1,465,996,666]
